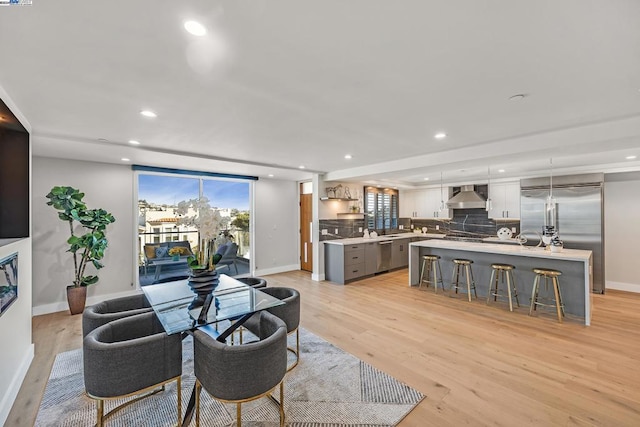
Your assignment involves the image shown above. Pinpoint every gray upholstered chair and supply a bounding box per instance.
[216,242,239,274]
[82,293,153,337]
[193,311,287,427]
[244,287,300,371]
[83,312,182,427]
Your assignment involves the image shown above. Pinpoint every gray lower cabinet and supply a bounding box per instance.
[325,242,378,284]
[391,239,409,269]
[364,242,378,275]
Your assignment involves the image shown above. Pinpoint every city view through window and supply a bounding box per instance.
[137,173,251,285]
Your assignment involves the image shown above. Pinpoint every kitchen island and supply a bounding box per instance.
[409,240,593,325]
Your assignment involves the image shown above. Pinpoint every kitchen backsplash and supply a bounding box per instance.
[319,209,519,241]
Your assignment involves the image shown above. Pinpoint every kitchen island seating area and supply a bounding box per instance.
[409,240,593,325]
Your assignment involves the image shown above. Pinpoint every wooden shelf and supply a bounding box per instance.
[320,197,358,201]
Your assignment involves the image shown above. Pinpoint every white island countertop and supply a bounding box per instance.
[324,233,445,246]
[411,239,592,262]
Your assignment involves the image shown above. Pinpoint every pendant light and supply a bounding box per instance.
[439,172,445,211]
[543,158,557,234]
[486,166,492,212]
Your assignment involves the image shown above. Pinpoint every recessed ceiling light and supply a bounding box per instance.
[268,174,274,177]
[184,20,207,36]
[128,140,141,145]
[299,165,305,169]
[140,110,157,118]
[423,177,430,181]
[498,169,505,173]
[121,158,130,162]
[509,94,527,101]
[434,132,447,140]
[626,155,637,160]
[344,154,352,159]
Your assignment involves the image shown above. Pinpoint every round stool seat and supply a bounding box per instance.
[453,258,473,265]
[422,254,441,260]
[491,263,515,271]
[532,268,562,277]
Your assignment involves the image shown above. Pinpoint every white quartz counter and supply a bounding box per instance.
[411,239,592,262]
[323,233,445,246]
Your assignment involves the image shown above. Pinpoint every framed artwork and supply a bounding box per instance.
[0,252,18,317]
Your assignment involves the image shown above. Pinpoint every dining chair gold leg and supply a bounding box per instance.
[279,382,285,427]
[195,380,201,427]
[237,402,242,427]
[176,376,182,427]
[96,399,104,427]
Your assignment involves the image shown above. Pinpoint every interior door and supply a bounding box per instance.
[300,184,313,272]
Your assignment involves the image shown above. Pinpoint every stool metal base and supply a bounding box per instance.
[529,268,565,322]
[419,255,443,293]
[487,264,519,312]
[450,259,477,302]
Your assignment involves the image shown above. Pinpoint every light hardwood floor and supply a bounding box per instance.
[7,270,640,426]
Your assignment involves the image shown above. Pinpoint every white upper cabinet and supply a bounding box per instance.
[400,188,451,219]
[488,182,520,219]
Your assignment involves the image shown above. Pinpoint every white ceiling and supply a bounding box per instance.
[1,0,640,187]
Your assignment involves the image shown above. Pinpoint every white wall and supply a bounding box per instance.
[0,239,33,426]
[0,86,33,427]
[32,157,137,314]
[604,176,640,293]
[254,178,299,275]
[32,157,301,313]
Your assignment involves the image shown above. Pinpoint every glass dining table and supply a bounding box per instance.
[141,274,285,426]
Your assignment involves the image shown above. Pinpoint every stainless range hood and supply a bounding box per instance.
[446,185,487,209]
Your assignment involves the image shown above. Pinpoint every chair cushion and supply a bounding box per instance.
[144,244,159,260]
[155,246,169,258]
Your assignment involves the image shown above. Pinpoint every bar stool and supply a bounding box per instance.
[450,259,477,302]
[419,254,444,293]
[529,268,565,322]
[486,263,519,312]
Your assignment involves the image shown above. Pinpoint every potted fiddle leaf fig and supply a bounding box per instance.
[46,186,116,314]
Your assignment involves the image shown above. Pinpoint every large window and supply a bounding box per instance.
[365,187,399,232]
[136,169,253,285]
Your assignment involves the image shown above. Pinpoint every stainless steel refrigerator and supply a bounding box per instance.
[520,174,605,293]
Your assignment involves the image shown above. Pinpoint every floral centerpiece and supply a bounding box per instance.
[175,197,223,270]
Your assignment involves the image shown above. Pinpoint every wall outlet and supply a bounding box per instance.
[335,228,339,234]
[399,225,404,230]
[511,227,517,234]
[321,229,328,235]
[358,227,363,232]
[435,225,440,230]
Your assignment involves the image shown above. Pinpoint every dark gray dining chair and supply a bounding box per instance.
[244,287,300,371]
[193,311,287,427]
[82,293,153,337]
[83,311,183,427]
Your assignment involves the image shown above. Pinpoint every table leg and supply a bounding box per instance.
[154,264,162,281]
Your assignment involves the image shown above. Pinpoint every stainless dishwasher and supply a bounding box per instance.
[377,240,392,272]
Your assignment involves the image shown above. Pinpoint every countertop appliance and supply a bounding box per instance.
[520,173,604,293]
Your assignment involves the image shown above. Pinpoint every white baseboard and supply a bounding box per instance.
[32,289,142,316]
[0,343,34,427]
[311,273,325,282]
[606,281,640,293]
[255,264,299,277]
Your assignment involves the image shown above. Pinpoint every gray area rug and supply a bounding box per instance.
[35,327,424,426]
